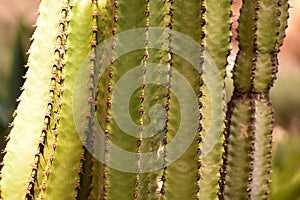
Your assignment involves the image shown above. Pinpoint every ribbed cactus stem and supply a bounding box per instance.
[223,95,253,199]
[98,0,148,199]
[36,1,71,198]
[200,0,230,199]
[89,2,108,199]
[250,95,274,199]
[133,1,151,199]
[76,1,101,199]
[221,0,289,199]
[159,0,173,198]
[0,0,62,198]
[0,0,289,199]
[277,0,289,48]
[92,1,118,199]
[94,1,118,199]
[44,1,96,198]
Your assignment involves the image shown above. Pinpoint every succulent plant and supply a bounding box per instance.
[0,0,288,199]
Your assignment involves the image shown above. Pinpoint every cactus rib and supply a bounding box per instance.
[76,1,101,199]
[161,0,200,199]
[250,95,274,199]
[200,0,230,199]
[0,0,62,199]
[36,0,71,198]
[159,0,173,198]
[44,1,95,198]
[96,0,148,199]
[221,0,289,199]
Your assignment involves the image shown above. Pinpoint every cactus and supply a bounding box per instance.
[0,0,288,199]
[219,0,289,199]
[0,20,32,163]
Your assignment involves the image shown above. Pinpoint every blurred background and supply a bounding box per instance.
[270,0,300,199]
[0,0,299,199]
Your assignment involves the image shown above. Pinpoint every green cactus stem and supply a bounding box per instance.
[220,0,289,199]
[0,0,63,198]
[0,0,289,199]
[39,1,94,199]
[199,0,230,199]
[250,95,274,199]
[222,95,253,199]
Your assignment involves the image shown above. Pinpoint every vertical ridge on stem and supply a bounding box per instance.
[0,0,62,199]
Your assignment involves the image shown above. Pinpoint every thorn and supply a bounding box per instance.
[4,135,10,141]
[8,122,14,128]
[47,155,54,162]
[91,40,97,47]
[1,148,7,154]
[107,83,112,92]
[29,177,35,184]
[80,153,86,161]
[111,27,117,35]
[78,167,83,174]
[42,168,51,176]
[108,69,113,78]
[105,115,111,122]
[75,182,81,189]
[69,2,74,8]
[145,9,151,17]
[103,184,108,191]
[61,4,68,11]
[53,129,59,137]
[59,87,64,93]
[25,190,33,198]
[110,56,115,64]
[39,183,47,191]
[39,139,45,146]
[52,142,57,150]
[88,96,94,103]
[113,0,119,8]
[32,164,38,171]
[113,14,118,22]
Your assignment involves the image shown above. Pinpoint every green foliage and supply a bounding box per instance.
[0,0,289,199]
[271,70,300,132]
[271,136,300,200]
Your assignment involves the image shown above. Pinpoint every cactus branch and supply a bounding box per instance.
[221,0,289,199]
